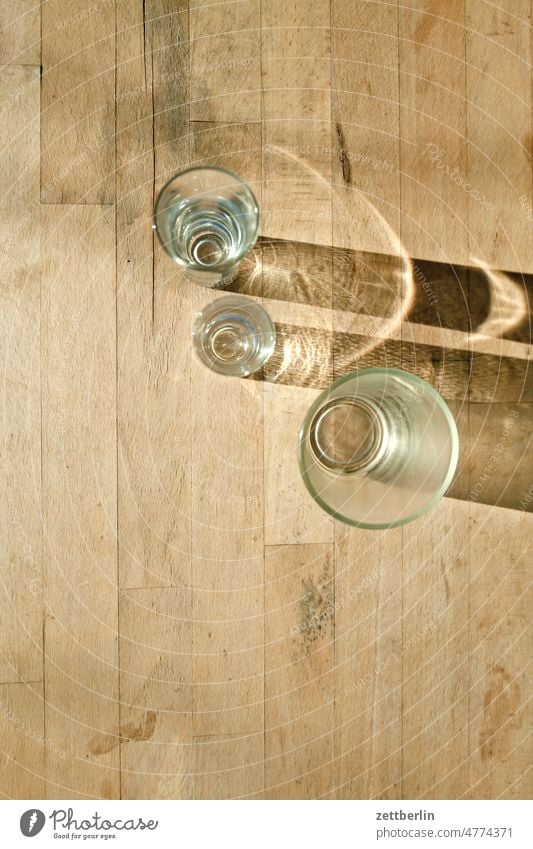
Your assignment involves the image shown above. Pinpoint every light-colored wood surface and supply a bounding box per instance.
[0,1,40,65]
[399,1,469,265]
[0,683,45,798]
[262,0,332,246]
[334,526,403,799]
[0,0,531,800]
[265,543,335,798]
[0,62,41,683]
[42,205,119,798]
[466,0,532,271]
[41,0,115,203]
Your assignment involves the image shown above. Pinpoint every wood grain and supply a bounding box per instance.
[193,733,264,799]
[466,0,533,272]
[399,1,468,265]
[0,208,41,684]
[187,101,265,768]
[41,0,115,203]
[0,65,39,208]
[265,543,335,798]
[334,525,403,798]
[0,1,40,64]
[190,0,261,122]
[264,383,334,545]
[0,0,532,803]
[119,587,192,799]
[466,403,533,511]
[42,205,119,798]
[331,0,401,255]
[402,500,470,798]
[116,1,196,801]
[262,0,332,246]
[190,301,264,739]
[467,503,532,798]
[0,683,45,798]
[116,0,192,590]
[0,51,41,687]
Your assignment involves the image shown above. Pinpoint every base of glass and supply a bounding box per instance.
[192,294,276,377]
[184,263,240,289]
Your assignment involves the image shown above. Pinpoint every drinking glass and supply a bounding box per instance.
[192,295,276,377]
[298,368,459,528]
[153,166,260,288]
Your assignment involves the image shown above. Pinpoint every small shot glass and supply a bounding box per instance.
[153,166,260,288]
[192,295,276,377]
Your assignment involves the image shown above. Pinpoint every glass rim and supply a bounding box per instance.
[192,293,276,377]
[152,164,260,271]
[297,367,460,530]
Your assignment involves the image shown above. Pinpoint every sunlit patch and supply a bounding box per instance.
[470,258,528,341]
[258,143,413,367]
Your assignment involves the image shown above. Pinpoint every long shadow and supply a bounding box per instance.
[224,236,532,514]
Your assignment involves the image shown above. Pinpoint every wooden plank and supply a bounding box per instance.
[262,239,332,309]
[403,328,532,403]
[264,383,334,545]
[0,208,42,684]
[116,0,161,588]
[190,0,261,122]
[334,526,403,798]
[262,0,332,246]
[42,205,118,798]
[402,500,470,798]
[265,543,335,798]
[149,0,193,577]
[241,317,527,404]
[116,2,196,800]
[468,348,532,403]
[467,503,532,798]
[148,0,190,188]
[0,683,45,798]
[0,65,39,209]
[399,1,468,264]
[119,587,192,799]
[261,0,334,550]
[263,323,333,389]
[331,0,401,255]
[41,0,115,203]
[187,99,265,791]
[190,121,262,205]
[116,0,192,590]
[333,249,404,325]
[190,305,265,740]
[194,734,264,799]
[0,32,41,688]
[0,1,40,64]
[467,403,532,511]
[466,0,533,272]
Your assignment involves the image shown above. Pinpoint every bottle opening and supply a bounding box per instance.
[308,396,387,474]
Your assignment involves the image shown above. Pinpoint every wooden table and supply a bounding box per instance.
[0,0,531,799]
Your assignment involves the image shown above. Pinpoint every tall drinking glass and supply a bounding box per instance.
[298,368,459,528]
[153,166,260,288]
